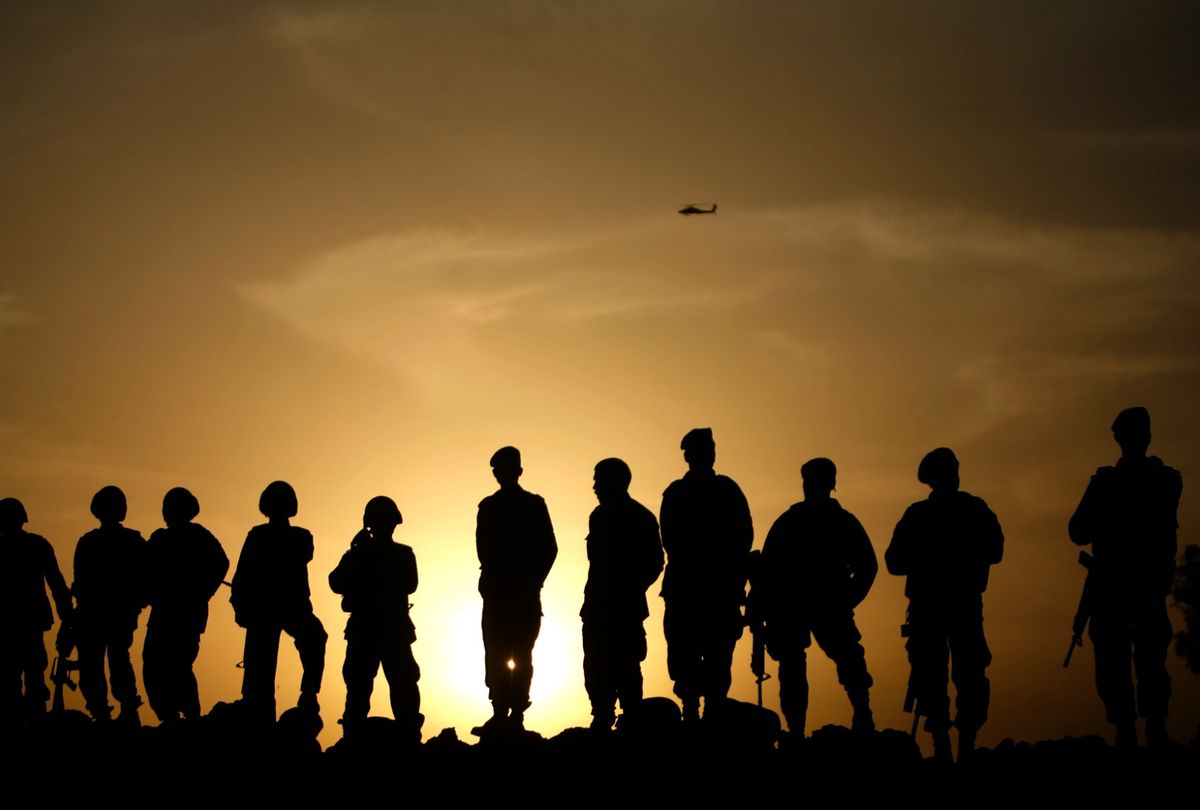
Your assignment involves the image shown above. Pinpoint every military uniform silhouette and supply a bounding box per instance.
[0,498,73,725]
[474,446,557,734]
[660,428,753,720]
[142,487,229,723]
[758,458,876,736]
[329,496,422,736]
[1069,406,1182,748]
[231,481,327,722]
[886,448,1003,762]
[581,458,664,731]
[72,486,147,723]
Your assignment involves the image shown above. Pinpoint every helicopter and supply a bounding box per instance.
[677,203,718,216]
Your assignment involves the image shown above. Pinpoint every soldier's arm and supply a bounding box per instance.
[476,504,495,571]
[328,549,353,595]
[640,511,665,591]
[535,499,558,585]
[659,486,678,558]
[206,533,231,600]
[981,501,1004,566]
[403,546,418,596]
[1068,473,1107,547]
[847,515,879,608]
[41,537,74,624]
[885,508,916,576]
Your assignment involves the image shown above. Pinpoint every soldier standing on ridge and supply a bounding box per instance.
[0,498,73,727]
[758,458,877,738]
[231,481,327,723]
[660,428,753,722]
[72,485,147,724]
[329,496,422,738]
[1069,406,1183,749]
[886,448,1003,763]
[581,458,664,731]
[143,487,229,723]
[472,446,557,736]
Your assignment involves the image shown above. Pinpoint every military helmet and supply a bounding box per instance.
[162,487,201,524]
[1111,406,1151,437]
[259,480,298,519]
[364,495,403,529]
[681,427,714,451]
[917,448,958,485]
[91,485,128,523]
[0,497,29,529]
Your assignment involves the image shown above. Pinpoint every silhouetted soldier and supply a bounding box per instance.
[758,458,876,737]
[143,487,229,723]
[231,481,327,723]
[886,448,1003,762]
[0,498,73,726]
[581,458,665,731]
[473,446,557,735]
[660,428,753,721]
[329,496,422,738]
[1069,406,1182,749]
[72,485,147,724]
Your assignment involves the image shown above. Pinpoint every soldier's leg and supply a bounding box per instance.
[776,648,810,735]
[380,640,421,734]
[582,620,617,725]
[20,630,50,719]
[948,611,991,756]
[481,602,513,713]
[813,613,874,731]
[76,622,113,719]
[663,600,702,717]
[107,624,141,715]
[342,635,380,725]
[176,631,202,720]
[510,608,541,719]
[615,625,648,715]
[1088,607,1136,729]
[142,620,174,722]
[286,612,328,700]
[241,623,283,713]
[1132,595,1172,744]
[699,608,741,709]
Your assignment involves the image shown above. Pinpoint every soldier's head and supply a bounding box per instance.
[593,458,632,505]
[363,495,403,536]
[1111,406,1151,458]
[0,497,29,533]
[490,446,523,488]
[259,480,298,520]
[681,428,715,473]
[162,487,201,528]
[801,457,837,502]
[917,448,959,494]
[90,485,128,525]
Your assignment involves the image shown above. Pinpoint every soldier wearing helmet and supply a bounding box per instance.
[231,481,328,723]
[472,446,558,736]
[142,487,229,723]
[1069,407,1183,748]
[329,495,422,737]
[757,457,877,738]
[0,497,73,726]
[659,428,754,722]
[71,485,148,724]
[581,458,664,731]
[886,448,1003,763]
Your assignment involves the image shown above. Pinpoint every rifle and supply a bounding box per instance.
[50,622,80,714]
[744,550,772,707]
[1062,551,1094,668]
[900,614,920,737]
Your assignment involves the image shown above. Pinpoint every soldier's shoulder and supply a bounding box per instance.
[662,477,686,498]
[291,525,315,542]
[714,473,746,492]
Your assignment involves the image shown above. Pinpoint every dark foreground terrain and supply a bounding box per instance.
[11,699,1197,803]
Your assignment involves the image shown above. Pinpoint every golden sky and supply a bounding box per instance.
[2,2,1198,748]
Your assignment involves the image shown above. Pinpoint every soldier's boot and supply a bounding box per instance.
[471,703,507,737]
[115,697,142,728]
[590,703,616,732]
[848,689,875,733]
[1145,718,1170,749]
[783,709,806,739]
[509,708,526,731]
[957,727,977,763]
[682,698,700,725]
[297,690,320,716]
[1114,721,1138,751]
[931,729,953,764]
[87,702,114,723]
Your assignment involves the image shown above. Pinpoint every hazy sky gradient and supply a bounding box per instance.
[2,2,1198,746]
